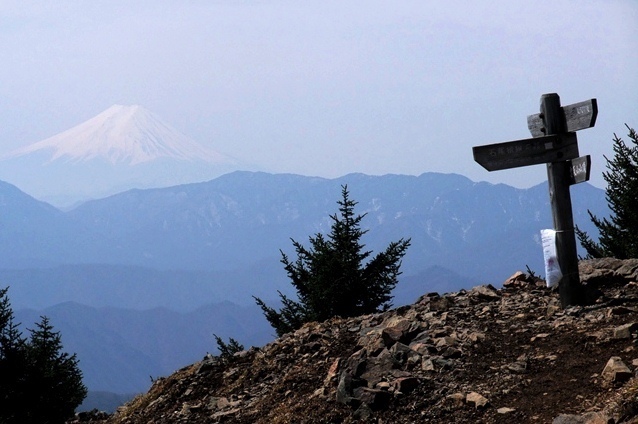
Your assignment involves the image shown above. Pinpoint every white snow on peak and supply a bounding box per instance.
[5,105,232,165]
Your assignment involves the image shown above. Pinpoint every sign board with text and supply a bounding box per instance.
[568,155,591,185]
[527,99,598,138]
[473,133,578,171]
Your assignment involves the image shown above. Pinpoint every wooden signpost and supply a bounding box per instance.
[473,93,598,308]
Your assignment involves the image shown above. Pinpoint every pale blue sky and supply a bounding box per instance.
[1,0,636,188]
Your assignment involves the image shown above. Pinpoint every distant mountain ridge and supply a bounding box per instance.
[15,300,273,395]
[62,171,609,278]
[1,170,609,308]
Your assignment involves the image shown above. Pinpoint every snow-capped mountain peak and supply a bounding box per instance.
[5,105,232,165]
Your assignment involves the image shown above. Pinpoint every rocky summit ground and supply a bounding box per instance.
[74,258,638,423]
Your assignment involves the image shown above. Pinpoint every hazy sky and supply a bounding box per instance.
[1,1,636,189]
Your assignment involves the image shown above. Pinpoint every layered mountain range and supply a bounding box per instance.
[1,171,609,310]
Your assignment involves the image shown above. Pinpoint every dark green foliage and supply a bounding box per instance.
[0,287,87,424]
[213,334,244,362]
[0,287,28,424]
[577,125,638,259]
[24,317,88,423]
[255,185,410,336]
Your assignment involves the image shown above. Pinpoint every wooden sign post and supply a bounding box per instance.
[473,93,597,308]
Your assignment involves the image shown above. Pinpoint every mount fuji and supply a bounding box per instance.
[0,106,249,207]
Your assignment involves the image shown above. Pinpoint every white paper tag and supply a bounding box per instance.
[541,229,562,288]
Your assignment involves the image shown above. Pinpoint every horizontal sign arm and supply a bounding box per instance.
[473,133,579,172]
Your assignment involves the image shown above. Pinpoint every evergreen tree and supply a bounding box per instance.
[0,287,29,423]
[0,287,87,424]
[577,125,638,258]
[0,287,26,361]
[255,185,410,336]
[23,316,87,424]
